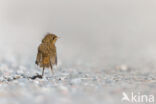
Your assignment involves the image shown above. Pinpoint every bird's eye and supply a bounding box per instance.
[53,37,55,40]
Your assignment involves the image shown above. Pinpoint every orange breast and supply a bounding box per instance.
[42,56,50,67]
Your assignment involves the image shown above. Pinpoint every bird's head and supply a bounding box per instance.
[42,33,59,44]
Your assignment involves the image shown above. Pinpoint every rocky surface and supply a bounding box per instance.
[0,58,156,104]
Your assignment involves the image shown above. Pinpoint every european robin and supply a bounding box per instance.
[35,33,59,77]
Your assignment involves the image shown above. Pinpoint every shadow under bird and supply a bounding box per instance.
[35,33,59,77]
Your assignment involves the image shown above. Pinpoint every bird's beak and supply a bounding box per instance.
[57,37,61,39]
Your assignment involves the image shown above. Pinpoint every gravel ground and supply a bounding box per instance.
[0,55,156,104]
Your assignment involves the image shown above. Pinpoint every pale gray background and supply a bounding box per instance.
[0,0,156,66]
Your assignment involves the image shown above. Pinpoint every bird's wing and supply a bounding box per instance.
[49,47,57,65]
[35,51,42,65]
[50,53,57,65]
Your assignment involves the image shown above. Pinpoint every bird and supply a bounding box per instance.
[35,33,59,77]
[122,92,130,102]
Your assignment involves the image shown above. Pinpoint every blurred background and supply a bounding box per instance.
[0,1,156,104]
[1,0,156,68]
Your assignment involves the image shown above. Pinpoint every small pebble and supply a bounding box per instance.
[71,78,82,84]
[116,64,128,71]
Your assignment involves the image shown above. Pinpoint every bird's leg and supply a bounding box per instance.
[42,67,45,77]
[50,63,54,75]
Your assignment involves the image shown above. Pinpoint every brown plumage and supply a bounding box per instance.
[35,33,58,76]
